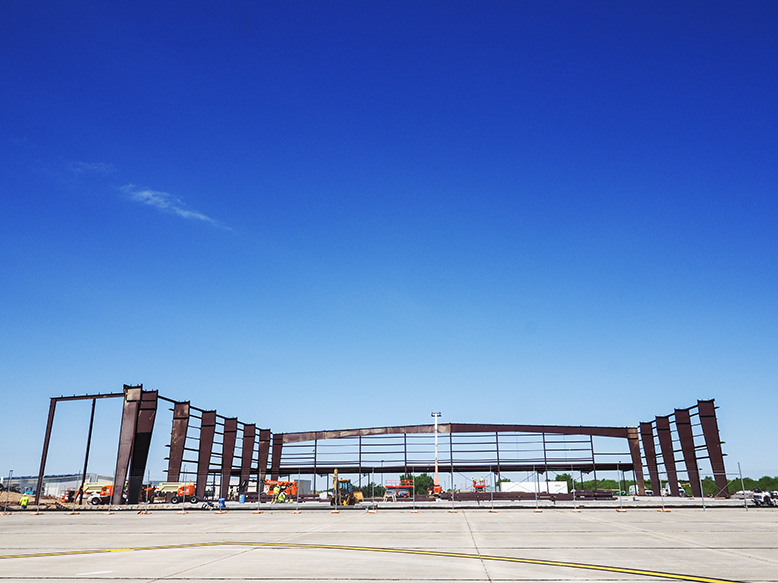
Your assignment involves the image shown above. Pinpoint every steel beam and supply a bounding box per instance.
[675,408,701,497]
[639,422,660,494]
[220,418,238,499]
[258,429,271,486]
[166,402,190,482]
[698,399,728,495]
[270,433,283,480]
[240,423,256,490]
[126,390,158,504]
[34,398,57,505]
[655,415,680,496]
[78,399,97,504]
[626,426,646,493]
[113,385,143,504]
[279,422,631,444]
[196,411,217,499]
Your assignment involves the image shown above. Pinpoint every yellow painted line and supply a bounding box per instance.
[0,541,741,583]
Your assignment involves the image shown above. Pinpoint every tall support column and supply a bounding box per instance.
[270,433,283,480]
[240,424,256,490]
[166,402,190,482]
[34,398,58,505]
[78,399,97,504]
[698,399,728,495]
[626,427,646,493]
[258,429,271,486]
[220,418,238,499]
[655,415,680,496]
[675,408,702,497]
[126,390,158,504]
[640,422,659,494]
[196,411,217,499]
[113,385,143,504]
[494,432,501,482]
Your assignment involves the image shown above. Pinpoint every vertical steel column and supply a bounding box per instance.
[313,439,318,493]
[449,431,454,491]
[126,390,158,504]
[640,421,659,494]
[270,433,283,480]
[626,427,646,493]
[542,433,550,492]
[196,411,217,499]
[403,433,408,475]
[590,435,597,490]
[113,385,143,504]
[675,408,702,497]
[166,402,190,482]
[34,398,58,505]
[78,399,97,504]
[697,399,728,495]
[494,432,501,483]
[220,418,238,499]
[240,423,256,490]
[655,415,680,496]
[258,429,271,485]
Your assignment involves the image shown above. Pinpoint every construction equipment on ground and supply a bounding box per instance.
[264,480,298,500]
[385,478,413,498]
[60,482,109,503]
[88,484,119,505]
[472,478,487,492]
[331,469,363,506]
[156,482,197,504]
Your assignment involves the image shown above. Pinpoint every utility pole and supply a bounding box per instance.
[431,412,441,495]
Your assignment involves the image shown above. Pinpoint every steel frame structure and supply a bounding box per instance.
[34,386,728,504]
[639,399,728,496]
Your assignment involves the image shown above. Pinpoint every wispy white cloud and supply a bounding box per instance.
[118,184,228,229]
[68,161,118,174]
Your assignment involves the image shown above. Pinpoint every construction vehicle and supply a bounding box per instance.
[385,479,413,498]
[88,484,120,505]
[331,469,363,506]
[60,482,109,503]
[752,488,778,507]
[472,478,487,492]
[264,480,298,499]
[156,482,197,504]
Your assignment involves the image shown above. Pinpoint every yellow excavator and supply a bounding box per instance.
[331,469,363,506]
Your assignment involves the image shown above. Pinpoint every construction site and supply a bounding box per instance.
[2,386,777,583]
[8,385,732,511]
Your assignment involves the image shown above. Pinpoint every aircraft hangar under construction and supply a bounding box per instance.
[33,385,729,505]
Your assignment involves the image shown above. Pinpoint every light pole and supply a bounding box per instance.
[431,412,441,495]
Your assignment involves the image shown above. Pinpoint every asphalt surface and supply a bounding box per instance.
[1,503,776,583]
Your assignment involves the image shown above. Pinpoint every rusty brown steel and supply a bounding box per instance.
[674,408,702,497]
[655,415,680,496]
[220,418,238,499]
[113,385,143,504]
[279,422,631,444]
[257,429,271,487]
[698,399,728,495]
[126,390,158,504]
[639,421,659,495]
[626,426,646,493]
[270,433,283,480]
[78,398,97,505]
[33,398,58,505]
[240,423,255,489]
[166,402,190,482]
[196,411,217,499]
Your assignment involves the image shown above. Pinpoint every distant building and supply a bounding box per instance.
[1,474,113,496]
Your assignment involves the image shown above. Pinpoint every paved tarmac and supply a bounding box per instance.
[1,503,776,583]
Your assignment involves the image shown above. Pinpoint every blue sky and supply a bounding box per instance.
[2,1,777,482]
